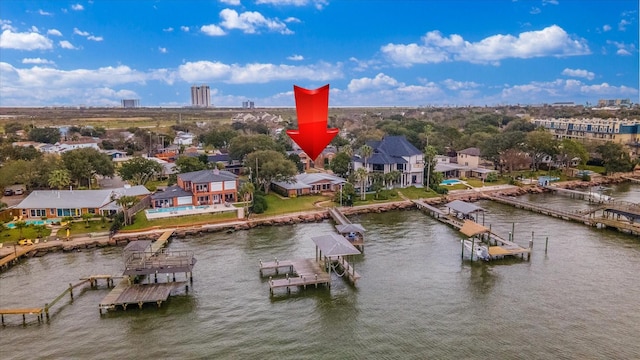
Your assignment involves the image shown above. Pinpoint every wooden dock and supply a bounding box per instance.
[0,308,44,325]
[99,278,188,311]
[262,258,331,295]
[330,208,366,251]
[0,245,37,271]
[544,185,613,203]
[413,199,531,261]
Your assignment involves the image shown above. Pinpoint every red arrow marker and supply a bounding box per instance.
[286,84,338,161]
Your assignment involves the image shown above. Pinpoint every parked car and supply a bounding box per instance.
[13,188,24,195]
[18,239,33,246]
[4,189,14,196]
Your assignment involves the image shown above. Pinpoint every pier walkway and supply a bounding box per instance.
[261,258,331,295]
[544,185,613,203]
[329,208,366,250]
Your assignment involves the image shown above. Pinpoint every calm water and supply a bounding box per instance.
[1,184,640,359]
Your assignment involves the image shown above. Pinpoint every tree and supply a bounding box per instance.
[4,122,24,134]
[330,152,351,178]
[287,153,304,173]
[558,138,589,171]
[359,145,372,198]
[115,195,139,226]
[14,221,27,240]
[62,148,115,188]
[384,170,401,189]
[81,212,93,227]
[334,182,356,206]
[424,144,437,190]
[48,169,71,190]
[596,142,634,175]
[199,127,238,149]
[28,127,61,144]
[229,134,281,160]
[175,155,207,174]
[238,182,255,218]
[355,167,368,200]
[246,150,297,194]
[526,130,558,171]
[118,157,163,185]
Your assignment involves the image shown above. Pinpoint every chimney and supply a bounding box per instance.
[213,168,220,175]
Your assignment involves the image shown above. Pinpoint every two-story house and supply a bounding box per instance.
[353,135,424,187]
[175,169,238,206]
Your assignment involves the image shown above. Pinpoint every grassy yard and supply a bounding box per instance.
[67,219,111,234]
[256,194,330,217]
[396,186,440,199]
[577,165,606,175]
[0,226,52,244]
[124,210,239,230]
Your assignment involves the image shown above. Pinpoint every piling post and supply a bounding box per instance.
[545,236,549,254]
[45,303,50,321]
[471,237,475,262]
[528,231,534,260]
[69,283,74,301]
[512,223,515,241]
[461,240,464,259]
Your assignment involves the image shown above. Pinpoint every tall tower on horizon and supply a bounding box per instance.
[191,85,211,107]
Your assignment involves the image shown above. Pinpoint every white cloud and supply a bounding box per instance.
[543,0,558,5]
[347,73,402,92]
[38,9,53,16]
[602,24,611,32]
[220,0,241,5]
[218,9,293,34]
[71,4,84,11]
[1,20,15,31]
[618,19,631,31]
[180,26,190,32]
[59,40,76,49]
[30,26,40,33]
[177,60,341,84]
[22,58,55,65]
[441,79,480,90]
[201,24,226,36]
[287,54,303,61]
[284,17,301,23]
[561,68,595,80]
[530,7,541,14]
[163,27,174,32]
[47,29,62,36]
[159,47,168,53]
[87,35,103,41]
[381,25,590,66]
[0,29,53,50]
[607,40,635,56]
[255,0,328,10]
[73,28,89,36]
[500,79,637,102]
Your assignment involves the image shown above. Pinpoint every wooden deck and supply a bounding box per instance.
[151,229,174,253]
[262,258,331,295]
[0,307,45,325]
[99,278,187,311]
[0,245,35,270]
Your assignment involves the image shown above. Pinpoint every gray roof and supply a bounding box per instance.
[178,169,237,183]
[16,186,150,210]
[271,180,311,190]
[335,224,366,234]
[296,173,346,185]
[312,233,361,257]
[356,135,421,165]
[458,147,481,156]
[445,200,485,215]
[151,185,193,200]
[17,189,113,209]
[124,240,152,253]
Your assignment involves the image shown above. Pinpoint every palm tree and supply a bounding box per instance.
[116,195,140,226]
[360,145,373,172]
[48,169,71,190]
[238,182,255,218]
[355,167,368,201]
[384,170,401,189]
[14,221,27,240]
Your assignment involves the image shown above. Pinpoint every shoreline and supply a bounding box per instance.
[0,173,635,270]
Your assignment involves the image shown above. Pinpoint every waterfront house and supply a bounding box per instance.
[15,185,150,219]
[174,169,239,206]
[150,185,194,208]
[272,173,346,197]
[353,135,424,187]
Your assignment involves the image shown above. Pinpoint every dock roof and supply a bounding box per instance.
[335,224,366,234]
[459,220,490,237]
[445,200,485,215]
[312,233,361,257]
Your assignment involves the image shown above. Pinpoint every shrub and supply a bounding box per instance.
[251,194,268,214]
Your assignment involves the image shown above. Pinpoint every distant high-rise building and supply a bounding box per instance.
[191,85,211,107]
[121,99,140,108]
[242,100,255,109]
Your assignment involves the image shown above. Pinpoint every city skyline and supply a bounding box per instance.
[0,0,638,107]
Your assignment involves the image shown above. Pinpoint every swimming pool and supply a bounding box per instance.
[5,219,56,229]
[146,205,210,214]
[440,179,462,186]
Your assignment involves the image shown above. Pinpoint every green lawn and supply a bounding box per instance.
[396,186,440,199]
[124,210,239,230]
[0,226,52,244]
[577,165,606,175]
[67,219,111,234]
[257,194,330,216]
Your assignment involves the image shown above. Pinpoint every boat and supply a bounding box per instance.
[462,239,490,261]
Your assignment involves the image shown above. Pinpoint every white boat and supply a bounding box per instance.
[462,239,490,261]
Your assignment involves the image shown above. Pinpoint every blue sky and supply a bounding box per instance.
[0,0,638,107]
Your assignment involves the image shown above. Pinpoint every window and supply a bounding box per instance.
[50,208,55,215]
[30,209,46,217]
[196,184,208,192]
[57,208,80,217]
